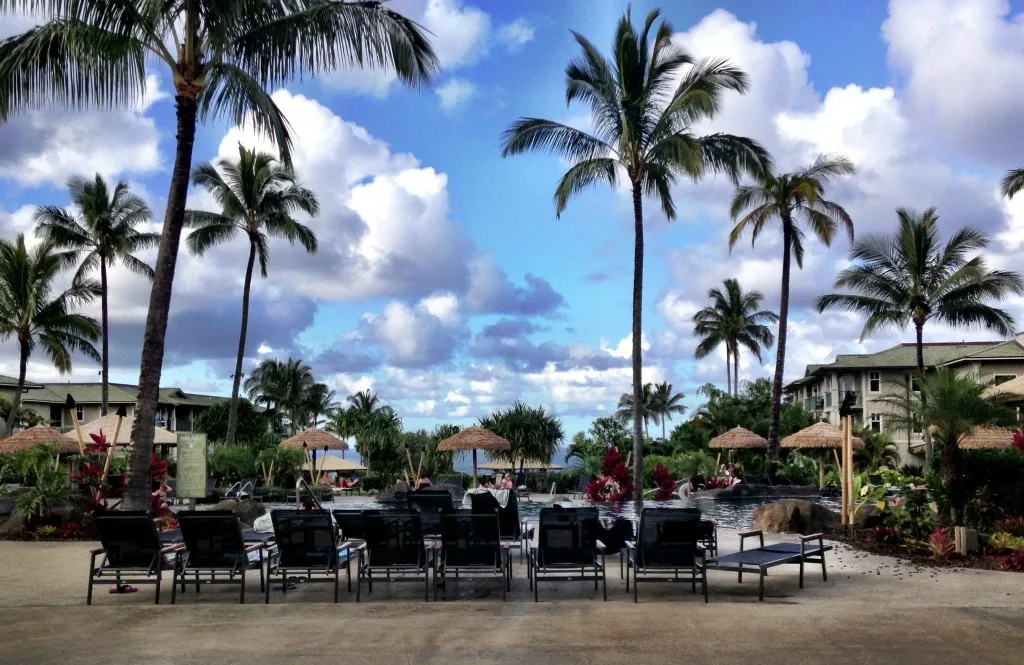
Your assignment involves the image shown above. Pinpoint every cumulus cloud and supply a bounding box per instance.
[465,255,565,316]
[361,294,466,367]
[435,78,475,110]
[497,18,535,51]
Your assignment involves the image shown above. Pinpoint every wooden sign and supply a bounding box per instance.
[175,433,208,499]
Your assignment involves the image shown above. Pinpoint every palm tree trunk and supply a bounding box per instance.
[733,344,740,397]
[225,241,257,446]
[100,255,109,417]
[916,319,933,465]
[123,94,198,511]
[766,220,794,478]
[662,418,666,442]
[725,346,732,396]
[3,339,29,438]
[630,180,645,505]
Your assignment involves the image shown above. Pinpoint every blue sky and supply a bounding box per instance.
[3,0,1024,445]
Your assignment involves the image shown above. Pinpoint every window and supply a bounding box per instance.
[48,405,62,429]
[870,412,883,432]
[911,376,920,392]
[825,375,832,391]
[869,371,881,392]
[912,418,923,434]
[994,374,1016,386]
[75,405,84,423]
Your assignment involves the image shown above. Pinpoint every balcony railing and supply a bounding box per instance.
[804,396,825,411]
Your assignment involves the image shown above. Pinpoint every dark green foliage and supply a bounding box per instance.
[194,398,269,446]
[928,449,1024,530]
[0,396,46,429]
[882,490,934,541]
[209,446,258,484]
[479,401,564,469]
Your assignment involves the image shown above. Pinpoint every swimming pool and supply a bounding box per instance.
[256,496,839,531]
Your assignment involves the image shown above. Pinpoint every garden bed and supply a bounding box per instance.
[829,528,1015,572]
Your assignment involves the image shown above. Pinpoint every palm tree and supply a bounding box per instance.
[500,7,769,502]
[358,406,402,475]
[616,383,657,440]
[1002,169,1024,199]
[185,145,319,446]
[243,358,315,435]
[854,428,900,471]
[815,208,1024,462]
[346,389,383,415]
[728,153,856,476]
[304,382,336,429]
[479,401,564,470]
[34,174,158,417]
[692,279,778,396]
[0,236,101,437]
[650,381,686,440]
[0,1,437,510]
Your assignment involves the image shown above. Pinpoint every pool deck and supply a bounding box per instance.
[0,522,1022,665]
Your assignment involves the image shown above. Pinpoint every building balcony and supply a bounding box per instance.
[804,396,825,411]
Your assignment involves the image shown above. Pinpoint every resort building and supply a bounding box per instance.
[785,335,1024,463]
[0,377,225,434]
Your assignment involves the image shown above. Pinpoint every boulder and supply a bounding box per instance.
[853,502,884,528]
[211,498,266,526]
[751,499,841,535]
[0,508,27,534]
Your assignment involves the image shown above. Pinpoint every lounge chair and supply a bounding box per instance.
[359,513,431,602]
[436,475,464,496]
[406,489,455,537]
[265,510,356,604]
[569,475,589,499]
[469,490,525,565]
[87,512,178,605]
[529,506,606,602]
[512,471,529,499]
[703,530,832,601]
[626,508,707,603]
[171,511,266,604]
[331,509,377,591]
[436,513,508,600]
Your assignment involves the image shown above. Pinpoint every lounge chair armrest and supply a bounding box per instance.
[738,529,764,551]
[90,547,105,556]
[160,543,183,554]
[243,542,265,554]
[625,540,636,550]
[800,532,825,555]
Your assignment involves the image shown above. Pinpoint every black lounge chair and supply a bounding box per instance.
[626,508,707,603]
[437,513,508,600]
[88,512,177,605]
[406,490,454,537]
[265,510,356,604]
[359,512,431,602]
[469,490,525,565]
[331,509,377,591]
[569,475,589,499]
[529,506,606,602]
[703,530,832,601]
[512,471,529,499]
[171,511,266,604]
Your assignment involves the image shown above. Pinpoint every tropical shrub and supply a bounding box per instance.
[994,516,1024,537]
[650,464,677,500]
[999,549,1024,571]
[16,469,71,521]
[882,491,935,541]
[584,448,633,503]
[776,451,819,485]
[930,449,1024,530]
[927,527,955,558]
[872,526,903,546]
[987,532,1024,553]
[210,446,258,483]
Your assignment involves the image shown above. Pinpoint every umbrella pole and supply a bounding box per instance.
[818,456,824,491]
[67,409,85,455]
[472,449,478,488]
[416,452,424,486]
[101,413,124,484]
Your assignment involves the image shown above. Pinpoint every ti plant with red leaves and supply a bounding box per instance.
[72,429,170,518]
[584,448,634,502]
[1013,430,1024,452]
[650,463,677,500]
[927,527,955,558]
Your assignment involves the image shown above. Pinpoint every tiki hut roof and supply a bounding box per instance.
[781,421,864,450]
[0,425,80,454]
[959,427,1015,450]
[708,426,768,449]
[79,414,178,446]
[478,459,563,471]
[280,429,349,451]
[436,427,511,452]
[983,376,1024,402]
[302,455,366,472]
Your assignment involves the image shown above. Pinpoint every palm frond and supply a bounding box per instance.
[1001,168,1024,199]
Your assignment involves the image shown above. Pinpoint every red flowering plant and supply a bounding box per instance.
[584,448,634,502]
[71,429,171,519]
[1013,430,1024,452]
[650,463,677,500]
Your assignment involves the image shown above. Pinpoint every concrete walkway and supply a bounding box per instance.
[0,529,1021,664]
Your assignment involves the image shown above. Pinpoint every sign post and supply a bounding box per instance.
[176,433,208,508]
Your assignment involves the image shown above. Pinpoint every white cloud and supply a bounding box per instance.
[497,18,535,51]
[601,333,650,359]
[436,78,475,110]
[360,295,465,367]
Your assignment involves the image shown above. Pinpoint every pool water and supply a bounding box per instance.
[257,496,839,531]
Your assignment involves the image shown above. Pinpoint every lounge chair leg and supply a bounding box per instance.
[240,568,246,604]
[759,567,765,601]
[703,567,708,604]
[620,553,624,579]
[356,568,362,603]
[259,552,265,593]
[820,552,828,582]
[171,566,177,604]
[155,568,162,605]
[334,565,340,603]
[799,558,805,589]
[602,561,607,602]
[633,562,638,604]
[691,567,696,594]
[265,568,272,604]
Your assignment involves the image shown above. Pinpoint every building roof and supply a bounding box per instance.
[786,340,1024,391]
[0,375,43,389]
[19,382,226,407]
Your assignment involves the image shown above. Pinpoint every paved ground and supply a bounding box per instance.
[0,528,1022,664]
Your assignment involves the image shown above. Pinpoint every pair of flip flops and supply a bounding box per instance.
[109,584,138,594]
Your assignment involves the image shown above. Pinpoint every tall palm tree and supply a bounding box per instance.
[185,144,319,446]
[34,174,158,417]
[479,401,564,470]
[815,207,1024,462]
[0,235,101,437]
[346,389,383,415]
[728,153,856,475]
[501,8,769,501]
[616,383,657,440]
[650,381,686,440]
[304,382,337,429]
[0,1,437,510]
[243,358,314,435]
[692,278,778,396]
[1002,169,1024,199]
[358,406,401,474]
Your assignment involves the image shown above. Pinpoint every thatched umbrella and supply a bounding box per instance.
[478,459,563,471]
[280,429,350,480]
[0,425,79,454]
[708,426,769,473]
[80,414,178,446]
[982,376,1024,402]
[781,421,864,489]
[959,426,1015,450]
[436,426,511,487]
[302,455,367,472]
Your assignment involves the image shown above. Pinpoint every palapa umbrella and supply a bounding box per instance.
[0,425,79,454]
[781,421,864,489]
[982,376,1024,402]
[280,429,350,480]
[478,459,563,471]
[437,426,511,488]
[80,414,178,446]
[959,426,1015,450]
[302,455,367,472]
[708,426,768,470]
